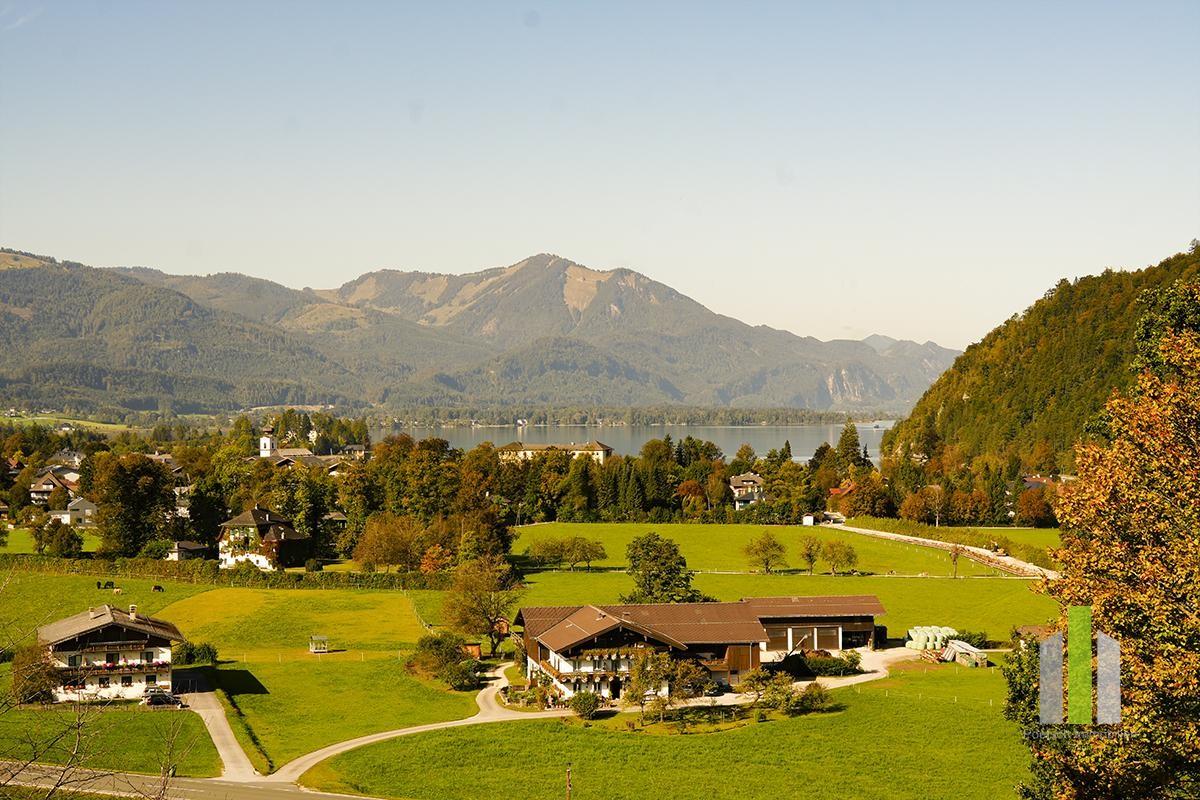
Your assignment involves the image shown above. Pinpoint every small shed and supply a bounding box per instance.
[945,639,988,668]
[309,635,329,654]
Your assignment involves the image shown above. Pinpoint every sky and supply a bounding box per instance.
[1,1,1197,349]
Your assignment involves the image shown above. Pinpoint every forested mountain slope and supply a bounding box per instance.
[883,245,1200,473]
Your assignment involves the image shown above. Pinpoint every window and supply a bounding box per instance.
[142,651,154,663]
[67,655,80,667]
[98,677,110,688]
[145,674,157,686]
[105,652,117,665]
[121,675,133,687]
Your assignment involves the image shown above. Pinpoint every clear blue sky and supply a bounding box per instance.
[2,1,1197,349]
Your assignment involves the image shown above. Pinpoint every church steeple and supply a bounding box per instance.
[259,426,277,458]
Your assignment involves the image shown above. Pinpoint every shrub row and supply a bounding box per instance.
[0,553,452,590]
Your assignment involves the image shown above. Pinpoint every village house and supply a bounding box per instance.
[218,505,311,571]
[29,466,80,505]
[49,496,97,527]
[729,472,765,510]
[164,540,209,561]
[496,440,613,465]
[515,595,884,699]
[36,604,185,702]
[255,426,347,473]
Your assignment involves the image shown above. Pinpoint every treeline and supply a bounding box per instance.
[370,405,854,428]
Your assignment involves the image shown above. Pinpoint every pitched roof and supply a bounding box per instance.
[67,497,97,510]
[729,472,764,488]
[37,604,185,646]
[740,595,886,618]
[517,594,885,652]
[497,440,612,453]
[220,506,309,541]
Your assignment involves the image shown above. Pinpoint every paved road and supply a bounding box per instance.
[180,676,260,781]
[832,522,1060,579]
[7,651,919,799]
[267,661,569,782]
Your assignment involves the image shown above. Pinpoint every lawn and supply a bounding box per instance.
[301,660,1029,800]
[209,656,479,772]
[1,527,102,554]
[514,522,1003,577]
[416,571,1056,641]
[993,527,1062,550]
[156,588,433,658]
[156,588,479,772]
[0,667,220,778]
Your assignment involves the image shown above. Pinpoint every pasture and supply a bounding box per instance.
[300,660,1029,800]
[0,527,102,554]
[513,522,1003,576]
[156,588,479,771]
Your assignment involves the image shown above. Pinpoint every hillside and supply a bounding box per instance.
[883,245,1200,472]
[0,251,359,414]
[4,248,958,415]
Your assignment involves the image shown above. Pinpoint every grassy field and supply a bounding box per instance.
[1,527,102,554]
[0,573,210,647]
[301,659,1029,800]
[0,667,221,777]
[413,571,1056,640]
[992,527,1062,550]
[156,588,479,772]
[514,522,1003,576]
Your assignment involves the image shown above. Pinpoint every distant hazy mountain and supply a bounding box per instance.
[2,248,958,414]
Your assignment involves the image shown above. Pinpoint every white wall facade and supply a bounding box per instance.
[50,645,172,703]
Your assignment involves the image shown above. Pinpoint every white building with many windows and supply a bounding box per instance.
[36,604,186,702]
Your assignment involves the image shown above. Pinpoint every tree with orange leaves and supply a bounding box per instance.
[1006,330,1200,799]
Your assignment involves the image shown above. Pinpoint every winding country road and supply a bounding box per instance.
[7,651,919,799]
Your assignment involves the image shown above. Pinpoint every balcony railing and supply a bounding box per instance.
[60,661,171,675]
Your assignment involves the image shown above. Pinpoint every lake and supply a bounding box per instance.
[370,422,894,463]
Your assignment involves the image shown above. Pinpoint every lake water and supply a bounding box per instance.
[370,422,894,463]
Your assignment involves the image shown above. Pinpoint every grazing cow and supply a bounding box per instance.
[112,587,122,595]
[96,581,102,589]
[152,585,164,593]
[103,581,115,589]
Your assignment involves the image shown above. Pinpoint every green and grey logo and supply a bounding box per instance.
[1039,606,1120,725]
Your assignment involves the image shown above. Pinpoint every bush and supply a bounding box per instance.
[803,653,863,677]
[438,660,481,691]
[569,690,602,719]
[173,641,219,665]
[792,681,831,714]
[304,558,323,573]
[408,630,470,677]
[138,539,173,560]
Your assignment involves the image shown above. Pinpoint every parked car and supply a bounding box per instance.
[143,690,182,707]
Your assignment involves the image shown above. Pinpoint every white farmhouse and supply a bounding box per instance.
[36,604,185,702]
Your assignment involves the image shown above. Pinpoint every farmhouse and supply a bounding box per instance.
[729,472,764,510]
[497,440,613,465]
[36,604,185,702]
[218,505,311,570]
[165,540,209,561]
[516,594,884,699]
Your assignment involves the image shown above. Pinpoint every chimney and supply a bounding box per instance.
[129,604,138,619]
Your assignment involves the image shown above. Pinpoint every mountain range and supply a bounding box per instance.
[0,248,958,415]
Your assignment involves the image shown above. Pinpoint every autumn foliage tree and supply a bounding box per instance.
[1006,332,1200,799]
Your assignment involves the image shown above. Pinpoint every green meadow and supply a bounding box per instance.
[0,527,102,554]
[301,659,1029,800]
[514,522,1003,576]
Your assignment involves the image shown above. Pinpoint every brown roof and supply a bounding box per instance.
[729,472,764,488]
[38,604,185,647]
[220,506,309,541]
[518,594,884,653]
[741,595,886,618]
[497,440,612,453]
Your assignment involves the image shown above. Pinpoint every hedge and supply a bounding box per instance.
[0,554,452,590]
